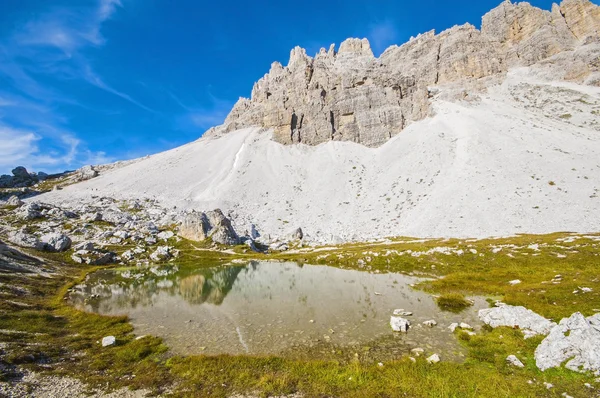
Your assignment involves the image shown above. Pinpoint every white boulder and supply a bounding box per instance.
[101,336,116,347]
[479,305,556,337]
[426,354,440,364]
[535,312,600,375]
[390,316,410,332]
[40,233,72,252]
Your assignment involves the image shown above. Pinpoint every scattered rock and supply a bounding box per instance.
[101,336,116,347]
[390,316,410,332]
[535,312,600,375]
[509,279,522,285]
[157,231,174,241]
[506,355,525,368]
[150,246,172,262]
[426,354,440,364]
[479,305,556,338]
[7,229,45,251]
[423,320,437,327]
[39,233,71,252]
[72,250,117,265]
[292,227,304,240]
[5,195,23,207]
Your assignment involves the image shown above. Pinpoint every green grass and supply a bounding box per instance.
[1,232,599,396]
[436,293,473,313]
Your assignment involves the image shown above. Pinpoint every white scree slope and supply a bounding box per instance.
[40,70,600,243]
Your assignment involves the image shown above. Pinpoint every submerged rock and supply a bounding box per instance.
[479,305,556,338]
[390,316,410,332]
[535,312,600,375]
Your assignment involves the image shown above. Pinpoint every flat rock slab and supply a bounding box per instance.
[478,305,556,337]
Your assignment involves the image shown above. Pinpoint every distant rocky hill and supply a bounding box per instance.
[207,0,600,147]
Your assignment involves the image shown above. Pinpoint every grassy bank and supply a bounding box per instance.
[1,233,599,397]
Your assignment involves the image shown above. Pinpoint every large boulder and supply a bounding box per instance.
[535,312,600,375]
[7,229,45,251]
[75,165,98,181]
[3,195,23,207]
[18,203,43,220]
[178,209,239,245]
[178,211,210,241]
[206,209,240,245]
[39,233,72,252]
[479,305,557,338]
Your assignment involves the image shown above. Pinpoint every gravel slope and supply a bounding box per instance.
[38,69,600,243]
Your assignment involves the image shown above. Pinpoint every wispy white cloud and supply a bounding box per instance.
[0,0,142,173]
[367,21,398,55]
[170,90,232,132]
[82,64,156,113]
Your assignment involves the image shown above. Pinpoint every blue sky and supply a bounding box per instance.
[0,0,590,174]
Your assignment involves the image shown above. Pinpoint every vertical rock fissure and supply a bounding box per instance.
[329,110,336,140]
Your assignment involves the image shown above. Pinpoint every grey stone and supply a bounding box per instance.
[390,316,410,332]
[5,196,23,207]
[206,209,240,245]
[71,250,117,265]
[101,336,116,347]
[479,305,557,337]
[7,229,45,251]
[535,312,600,375]
[507,355,525,368]
[150,246,172,262]
[39,233,71,252]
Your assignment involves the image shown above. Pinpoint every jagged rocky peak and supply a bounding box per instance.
[207,0,600,147]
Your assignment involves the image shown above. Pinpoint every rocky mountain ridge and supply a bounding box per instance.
[207,0,600,147]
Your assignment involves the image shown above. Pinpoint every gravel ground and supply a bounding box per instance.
[0,370,154,398]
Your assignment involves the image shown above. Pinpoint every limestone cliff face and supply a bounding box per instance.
[207,0,600,147]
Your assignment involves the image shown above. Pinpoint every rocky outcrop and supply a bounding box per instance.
[206,0,600,147]
[535,312,600,375]
[0,167,42,188]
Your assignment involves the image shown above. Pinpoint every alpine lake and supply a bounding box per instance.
[68,261,487,363]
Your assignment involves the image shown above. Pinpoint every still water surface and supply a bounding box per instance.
[69,262,486,361]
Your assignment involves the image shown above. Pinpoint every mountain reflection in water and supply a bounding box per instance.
[69,262,487,360]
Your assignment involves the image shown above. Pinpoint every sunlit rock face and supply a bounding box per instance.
[206,0,600,147]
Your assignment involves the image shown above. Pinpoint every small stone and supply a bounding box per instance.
[448,323,459,332]
[506,355,525,368]
[423,320,437,327]
[390,316,410,332]
[377,362,384,367]
[459,322,473,330]
[426,354,440,364]
[509,279,522,285]
[544,382,554,390]
[102,336,116,347]
[411,348,425,357]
